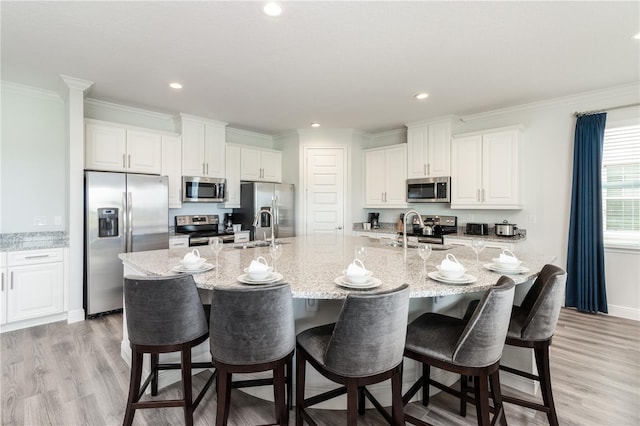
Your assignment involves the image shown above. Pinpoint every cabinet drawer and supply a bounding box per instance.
[8,248,64,266]
[169,237,189,249]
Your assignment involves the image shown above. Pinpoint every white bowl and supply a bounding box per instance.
[244,266,274,281]
[342,270,373,284]
[492,258,523,270]
[436,265,466,279]
[181,258,207,270]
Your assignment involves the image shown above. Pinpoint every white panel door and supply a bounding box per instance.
[427,121,451,177]
[6,263,64,323]
[407,125,427,178]
[451,135,483,206]
[127,130,162,174]
[85,122,126,172]
[482,129,520,206]
[304,148,345,237]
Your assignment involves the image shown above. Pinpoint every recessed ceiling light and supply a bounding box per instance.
[264,2,282,17]
[310,123,320,128]
[169,82,183,89]
[633,32,640,40]
[414,93,429,100]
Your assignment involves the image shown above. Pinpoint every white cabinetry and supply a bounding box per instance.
[407,119,453,178]
[451,126,523,209]
[180,114,227,178]
[2,249,64,326]
[240,147,282,182]
[0,253,6,325]
[85,120,162,174]
[224,144,242,208]
[161,135,183,208]
[169,235,189,249]
[444,236,515,251]
[364,144,407,208]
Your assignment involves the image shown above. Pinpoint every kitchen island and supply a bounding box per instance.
[118,235,555,407]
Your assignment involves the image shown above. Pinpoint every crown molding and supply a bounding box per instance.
[297,128,370,138]
[226,126,272,141]
[405,114,458,128]
[370,128,406,139]
[1,80,63,103]
[459,83,640,122]
[60,75,93,92]
[179,113,228,127]
[85,98,176,121]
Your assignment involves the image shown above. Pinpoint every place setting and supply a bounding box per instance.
[237,255,283,285]
[483,249,530,274]
[428,253,477,285]
[172,249,215,274]
[335,257,382,290]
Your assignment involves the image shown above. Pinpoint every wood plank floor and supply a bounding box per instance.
[2,308,638,425]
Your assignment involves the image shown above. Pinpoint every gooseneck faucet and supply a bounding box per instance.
[403,210,425,249]
[253,209,275,245]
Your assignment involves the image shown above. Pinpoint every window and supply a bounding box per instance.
[601,124,640,246]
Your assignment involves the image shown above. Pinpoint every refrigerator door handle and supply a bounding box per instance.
[127,191,133,252]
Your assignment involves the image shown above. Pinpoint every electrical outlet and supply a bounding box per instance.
[33,216,46,226]
[528,215,537,224]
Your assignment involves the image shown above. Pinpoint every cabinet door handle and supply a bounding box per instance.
[202,163,205,175]
[122,154,126,168]
[424,164,427,175]
[10,271,14,290]
[25,254,50,259]
[206,163,209,175]
[128,154,131,168]
[482,189,485,202]
[1,272,4,291]
[477,189,481,202]
[427,163,431,175]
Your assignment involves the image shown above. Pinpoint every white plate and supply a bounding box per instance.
[335,276,382,290]
[484,263,530,274]
[237,272,283,285]
[172,263,215,274]
[428,271,477,285]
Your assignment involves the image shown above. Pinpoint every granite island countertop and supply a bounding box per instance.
[119,235,553,299]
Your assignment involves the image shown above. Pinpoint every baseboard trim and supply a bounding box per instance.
[607,304,640,321]
[66,309,85,324]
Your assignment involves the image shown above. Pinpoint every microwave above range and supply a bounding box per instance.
[182,176,227,203]
[406,177,451,203]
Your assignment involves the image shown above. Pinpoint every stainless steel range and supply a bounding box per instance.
[174,215,235,246]
[405,215,458,245]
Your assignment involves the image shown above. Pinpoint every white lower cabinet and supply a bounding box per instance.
[444,237,515,251]
[169,236,189,249]
[2,249,64,326]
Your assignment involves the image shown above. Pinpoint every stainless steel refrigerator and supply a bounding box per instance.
[84,171,168,317]
[234,182,295,241]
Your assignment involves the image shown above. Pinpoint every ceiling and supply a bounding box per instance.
[2,1,639,135]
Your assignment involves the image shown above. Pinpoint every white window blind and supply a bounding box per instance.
[601,124,640,246]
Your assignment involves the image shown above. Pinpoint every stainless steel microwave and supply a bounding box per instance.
[406,177,451,203]
[182,176,226,203]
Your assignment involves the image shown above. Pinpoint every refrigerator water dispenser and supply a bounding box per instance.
[98,208,119,238]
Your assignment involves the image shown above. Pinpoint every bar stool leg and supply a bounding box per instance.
[346,380,358,425]
[295,352,306,426]
[124,350,143,426]
[535,345,559,426]
[273,363,287,425]
[181,347,194,426]
[216,369,232,426]
[422,363,430,406]
[391,368,405,426]
[151,353,159,396]
[474,375,491,426]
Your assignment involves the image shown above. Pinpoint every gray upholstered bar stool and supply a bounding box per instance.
[403,277,515,426]
[123,274,215,426]
[296,284,410,426]
[461,264,567,426]
[209,283,295,426]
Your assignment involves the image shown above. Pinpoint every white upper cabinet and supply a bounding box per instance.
[365,144,407,208]
[240,146,282,183]
[85,120,162,174]
[161,135,183,208]
[224,144,241,208]
[406,119,452,178]
[180,114,227,178]
[451,126,523,209]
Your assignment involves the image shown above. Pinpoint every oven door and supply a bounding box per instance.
[182,176,226,203]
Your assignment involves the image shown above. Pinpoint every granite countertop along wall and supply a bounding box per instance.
[1,231,69,252]
[351,223,526,244]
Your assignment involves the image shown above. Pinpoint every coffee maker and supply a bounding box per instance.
[223,213,234,233]
[368,212,380,229]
